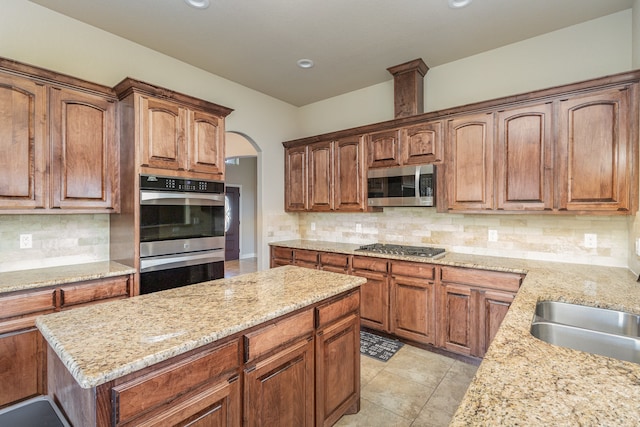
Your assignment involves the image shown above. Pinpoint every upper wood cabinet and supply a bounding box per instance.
[0,73,46,210]
[445,113,495,211]
[496,102,553,211]
[557,86,635,213]
[49,87,118,210]
[367,120,443,169]
[115,78,232,181]
[0,62,119,213]
[286,135,367,212]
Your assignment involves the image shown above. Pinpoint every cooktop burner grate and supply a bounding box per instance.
[356,243,446,258]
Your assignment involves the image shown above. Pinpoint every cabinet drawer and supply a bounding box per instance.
[295,249,319,264]
[1,289,56,320]
[320,252,350,268]
[243,309,314,363]
[352,256,388,273]
[391,261,435,280]
[271,247,294,262]
[441,267,522,293]
[112,340,239,426]
[316,290,360,329]
[60,276,130,309]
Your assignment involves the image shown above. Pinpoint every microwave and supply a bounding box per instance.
[367,164,435,207]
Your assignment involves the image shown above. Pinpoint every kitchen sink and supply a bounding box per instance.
[530,301,640,364]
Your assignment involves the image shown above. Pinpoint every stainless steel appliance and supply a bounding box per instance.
[356,243,446,259]
[139,175,225,294]
[367,164,435,207]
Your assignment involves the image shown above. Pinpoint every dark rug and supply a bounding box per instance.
[360,331,404,362]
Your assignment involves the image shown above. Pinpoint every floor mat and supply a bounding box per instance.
[360,331,404,362]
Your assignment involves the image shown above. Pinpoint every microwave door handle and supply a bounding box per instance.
[414,167,421,198]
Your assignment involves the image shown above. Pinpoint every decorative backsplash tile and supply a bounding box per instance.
[0,215,110,272]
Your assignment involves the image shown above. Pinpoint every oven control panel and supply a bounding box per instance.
[140,175,224,194]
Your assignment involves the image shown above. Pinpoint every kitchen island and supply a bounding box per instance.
[37,266,365,426]
[270,240,640,425]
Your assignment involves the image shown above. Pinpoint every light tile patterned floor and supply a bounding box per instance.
[225,259,478,426]
[337,345,478,427]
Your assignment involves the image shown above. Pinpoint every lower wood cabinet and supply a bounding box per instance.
[438,266,522,357]
[351,256,389,333]
[0,274,132,409]
[390,261,436,345]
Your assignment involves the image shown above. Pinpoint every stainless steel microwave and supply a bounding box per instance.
[367,164,435,207]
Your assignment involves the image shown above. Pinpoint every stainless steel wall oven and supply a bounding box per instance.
[139,175,225,294]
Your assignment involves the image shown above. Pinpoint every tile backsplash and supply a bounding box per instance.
[0,214,109,272]
[295,208,630,267]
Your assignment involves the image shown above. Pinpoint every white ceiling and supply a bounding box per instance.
[30,0,634,106]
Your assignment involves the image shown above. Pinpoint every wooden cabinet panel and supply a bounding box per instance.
[315,290,359,329]
[446,113,494,211]
[285,145,308,211]
[351,257,389,332]
[138,95,185,170]
[438,282,473,355]
[557,86,633,212]
[294,249,319,269]
[478,290,514,357]
[334,136,366,212]
[440,267,522,293]
[0,73,46,209]
[243,309,314,363]
[187,109,225,176]
[496,103,553,211]
[308,141,333,211]
[319,252,350,273]
[49,87,118,210]
[60,276,130,309]
[113,340,239,425]
[1,289,56,320]
[316,313,360,427]
[367,129,401,168]
[0,329,43,408]
[271,246,294,267]
[244,337,314,427]
[390,275,435,345]
[401,121,443,164]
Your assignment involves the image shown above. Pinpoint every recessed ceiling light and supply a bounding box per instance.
[185,0,210,9]
[448,0,472,9]
[297,59,314,69]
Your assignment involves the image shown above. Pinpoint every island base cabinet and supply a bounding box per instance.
[0,328,43,408]
[244,337,315,427]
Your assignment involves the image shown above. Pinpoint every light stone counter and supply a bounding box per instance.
[0,261,136,294]
[271,240,640,425]
[36,266,365,389]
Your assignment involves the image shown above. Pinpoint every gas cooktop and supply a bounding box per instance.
[355,243,446,259]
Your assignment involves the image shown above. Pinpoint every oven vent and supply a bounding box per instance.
[387,58,429,118]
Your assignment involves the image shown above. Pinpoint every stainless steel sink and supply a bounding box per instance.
[531,301,640,364]
[535,301,640,337]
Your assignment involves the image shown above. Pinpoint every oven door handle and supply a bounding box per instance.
[140,191,225,206]
[140,250,225,273]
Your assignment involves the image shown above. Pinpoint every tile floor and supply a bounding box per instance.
[224,258,478,426]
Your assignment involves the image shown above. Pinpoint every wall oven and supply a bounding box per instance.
[139,175,225,294]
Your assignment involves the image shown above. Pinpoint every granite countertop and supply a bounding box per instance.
[36,266,365,389]
[270,240,640,425]
[0,261,136,294]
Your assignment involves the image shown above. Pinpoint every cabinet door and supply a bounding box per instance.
[446,113,494,211]
[390,275,435,345]
[351,268,389,332]
[438,282,475,356]
[557,87,632,212]
[49,87,118,210]
[244,337,314,427]
[367,129,401,168]
[0,328,43,407]
[316,313,360,427]
[0,74,46,209]
[294,249,319,269]
[401,121,443,164]
[477,290,514,358]
[187,109,225,176]
[138,95,185,171]
[308,141,333,211]
[285,145,308,211]
[334,136,366,212]
[496,103,553,211]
